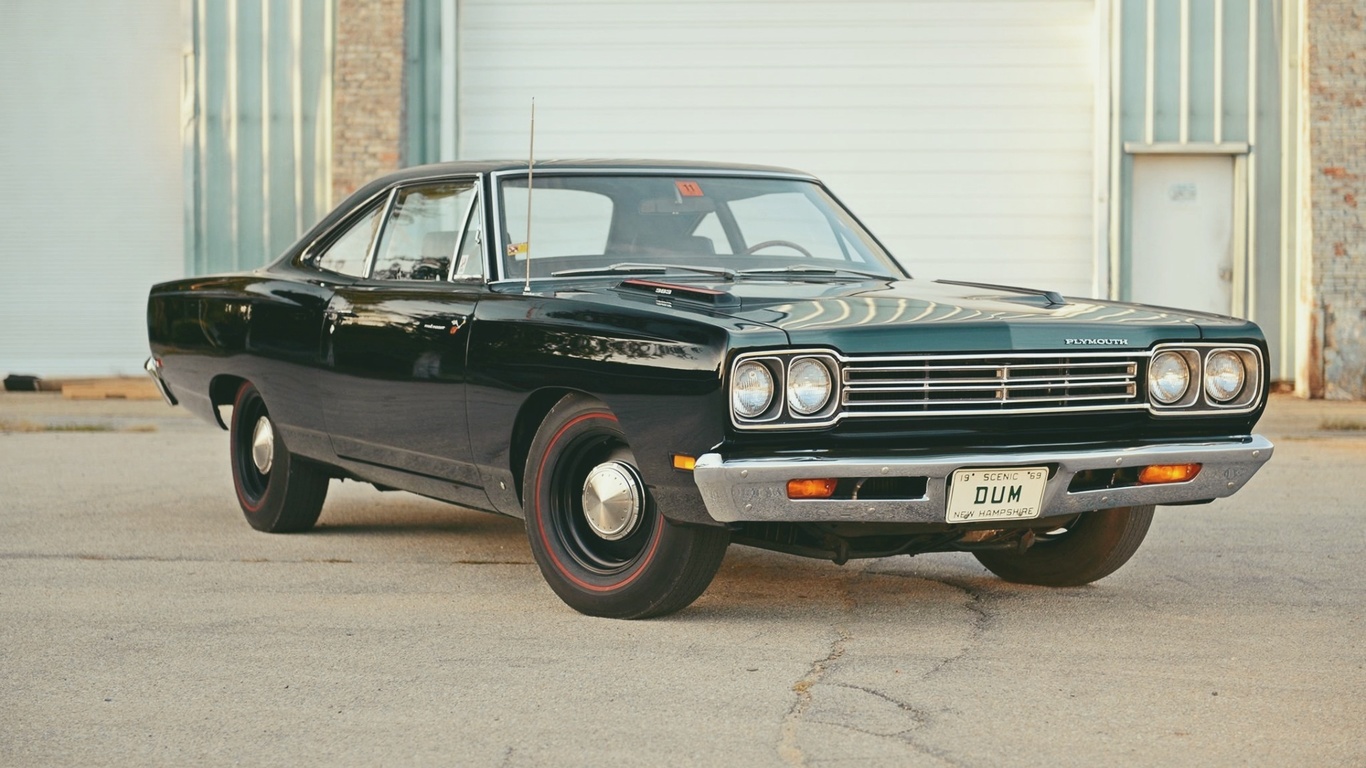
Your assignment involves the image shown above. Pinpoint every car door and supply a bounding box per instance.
[320,178,488,498]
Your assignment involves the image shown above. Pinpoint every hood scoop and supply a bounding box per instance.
[617,278,740,307]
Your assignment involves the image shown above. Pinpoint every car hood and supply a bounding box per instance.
[606,276,1250,354]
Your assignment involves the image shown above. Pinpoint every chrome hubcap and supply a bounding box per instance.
[251,416,275,475]
[581,461,643,541]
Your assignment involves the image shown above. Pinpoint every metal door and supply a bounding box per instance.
[321,283,481,492]
[1129,155,1235,316]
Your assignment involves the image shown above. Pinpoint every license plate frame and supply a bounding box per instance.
[946,466,1049,523]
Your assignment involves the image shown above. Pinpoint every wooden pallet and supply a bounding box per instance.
[61,378,161,401]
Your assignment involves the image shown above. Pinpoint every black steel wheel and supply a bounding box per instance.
[523,394,729,619]
[973,505,1156,587]
[229,382,329,533]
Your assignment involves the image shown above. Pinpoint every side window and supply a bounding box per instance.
[453,197,485,280]
[314,204,383,276]
[373,181,478,281]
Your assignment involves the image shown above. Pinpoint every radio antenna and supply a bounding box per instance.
[522,98,536,294]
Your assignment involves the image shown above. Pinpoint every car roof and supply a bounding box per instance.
[376,159,818,184]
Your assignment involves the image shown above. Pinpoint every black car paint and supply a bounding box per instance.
[147,162,1268,530]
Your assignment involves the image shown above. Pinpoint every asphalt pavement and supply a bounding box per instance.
[1,392,1364,766]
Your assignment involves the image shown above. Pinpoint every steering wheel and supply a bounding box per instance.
[744,239,814,258]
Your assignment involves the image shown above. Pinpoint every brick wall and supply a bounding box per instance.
[1305,1,1366,398]
[331,0,405,204]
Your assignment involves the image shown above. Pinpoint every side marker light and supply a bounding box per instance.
[672,454,697,472]
[1138,464,1202,485]
[787,478,837,499]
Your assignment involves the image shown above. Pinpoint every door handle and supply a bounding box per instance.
[324,309,357,334]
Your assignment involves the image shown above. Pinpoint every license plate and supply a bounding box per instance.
[946,466,1049,523]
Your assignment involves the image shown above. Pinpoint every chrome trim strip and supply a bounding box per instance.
[837,402,1146,419]
[693,435,1274,524]
[447,175,483,281]
[361,187,400,279]
[846,350,1154,363]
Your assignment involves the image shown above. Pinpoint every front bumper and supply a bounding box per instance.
[693,435,1273,524]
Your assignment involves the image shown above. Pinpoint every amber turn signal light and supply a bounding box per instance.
[787,478,837,499]
[1137,463,1202,485]
[672,454,697,471]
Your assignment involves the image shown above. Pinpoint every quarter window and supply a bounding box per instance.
[314,204,383,277]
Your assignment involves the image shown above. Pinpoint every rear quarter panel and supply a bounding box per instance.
[147,272,336,460]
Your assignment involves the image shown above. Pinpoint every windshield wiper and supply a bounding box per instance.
[552,262,737,280]
[737,265,892,280]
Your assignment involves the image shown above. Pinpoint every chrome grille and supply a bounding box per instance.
[842,352,1146,417]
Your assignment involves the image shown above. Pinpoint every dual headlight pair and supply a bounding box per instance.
[1146,344,1263,412]
[732,352,840,426]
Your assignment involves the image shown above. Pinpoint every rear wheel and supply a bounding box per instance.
[973,505,1155,587]
[229,382,329,533]
[523,394,729,619]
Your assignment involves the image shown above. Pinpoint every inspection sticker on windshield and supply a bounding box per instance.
[946,467,1048,523]
[675,180,704,197]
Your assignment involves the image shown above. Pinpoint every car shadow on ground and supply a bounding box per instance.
[301,488,1074,618]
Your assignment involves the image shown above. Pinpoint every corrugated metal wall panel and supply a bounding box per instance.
[1116,0,1286,376]
[188,0,332,275]
[455,0,1099,297]
[405,0,445,165]
[0,0,184,377]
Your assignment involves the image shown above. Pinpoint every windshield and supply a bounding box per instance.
[496,174,904,280]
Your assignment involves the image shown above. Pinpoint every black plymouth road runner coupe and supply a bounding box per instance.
[146,160,1274,618]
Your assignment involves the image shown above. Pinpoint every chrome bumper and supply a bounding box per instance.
[143,356,178,406]
[693,435,1274,524]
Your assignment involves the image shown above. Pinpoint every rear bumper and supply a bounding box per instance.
[693,435,1273,524]
[143,356,178,406]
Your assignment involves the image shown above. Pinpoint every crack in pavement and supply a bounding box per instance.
[827,682,926,721]
[923,575,993,680]
[774,567,1000,766]
[868,568,996,681]
[778,623,851,766]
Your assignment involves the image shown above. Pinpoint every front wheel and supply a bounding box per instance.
[229,382,329,533]
[523,394,729,619]
[973,505,1155,587]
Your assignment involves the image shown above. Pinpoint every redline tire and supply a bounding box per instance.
[229,382,329,533]
[973,505,1156,587]
[523,394,729,619]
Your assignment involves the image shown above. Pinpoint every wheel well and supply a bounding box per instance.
[208,374,247,430]
[509,388,585,504]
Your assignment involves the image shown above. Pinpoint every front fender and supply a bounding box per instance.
[465,292,783,523]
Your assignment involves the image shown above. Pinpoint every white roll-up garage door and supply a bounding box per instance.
[0,1,183,378]
[458,0,1099,297]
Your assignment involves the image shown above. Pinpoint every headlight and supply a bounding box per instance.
[786,357,833,415]
[1204,350,1246,402]
[732,361,774,418]
[1149,351,1191,404]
